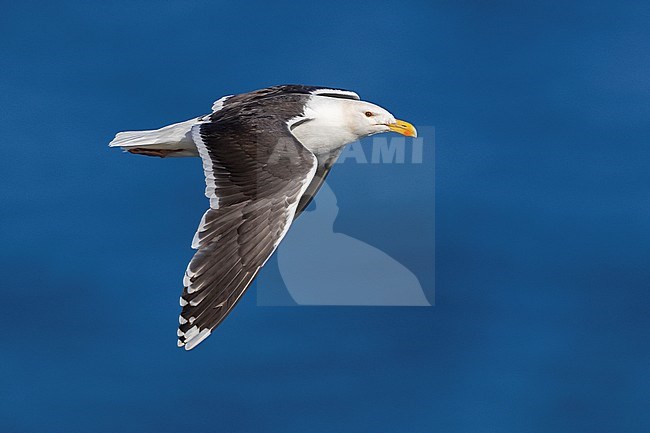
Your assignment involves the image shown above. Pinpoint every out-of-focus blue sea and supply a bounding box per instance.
[1,1,648,432]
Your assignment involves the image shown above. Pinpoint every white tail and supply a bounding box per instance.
[109,118,200,157]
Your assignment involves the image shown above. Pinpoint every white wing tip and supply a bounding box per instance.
[177,327,211,351]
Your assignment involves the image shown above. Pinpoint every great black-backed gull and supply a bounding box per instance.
[109,85,417,350]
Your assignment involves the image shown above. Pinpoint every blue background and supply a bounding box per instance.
[1,1,649,432]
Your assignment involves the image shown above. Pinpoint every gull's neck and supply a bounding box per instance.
[289,96,359,155]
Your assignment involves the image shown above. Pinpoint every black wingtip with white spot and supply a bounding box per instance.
[177,321,212,351]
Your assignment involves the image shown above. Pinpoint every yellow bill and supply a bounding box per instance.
[388,119,417,137]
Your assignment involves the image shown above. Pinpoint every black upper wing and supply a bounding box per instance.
[177,95,317,350]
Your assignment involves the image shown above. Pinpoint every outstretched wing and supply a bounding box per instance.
[177,102,317,350]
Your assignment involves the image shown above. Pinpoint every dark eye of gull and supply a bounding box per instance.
[365,111,373,117]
